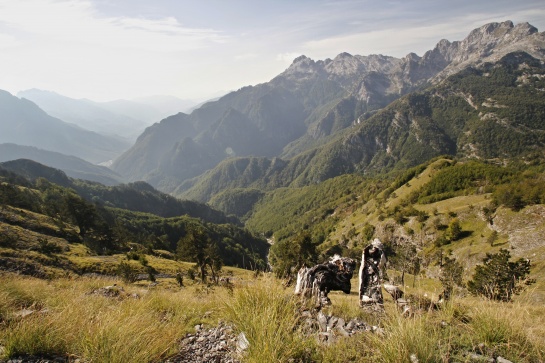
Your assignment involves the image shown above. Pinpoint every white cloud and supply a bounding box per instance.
[0,0,234,100]
[0,33,19,49]
[0,0,227,52]
[0,0,544,101]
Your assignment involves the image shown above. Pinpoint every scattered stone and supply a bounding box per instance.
[496,357,513,363]
[384,283,404,300]
[12,309,35,319]
[316,311,328,332]
[89,284,123,298]
[87,284,140,300]
[334,324,350,337]
[164,322,241,363]
[327,316,339,330]
[410,353,419,363]
[236,332,250,354]
[298,308,371,344]
[371,325,385,336]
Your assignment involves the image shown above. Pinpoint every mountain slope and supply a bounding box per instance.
[176,51,545,207]
[285,51,545,184]
[0,165,268,276]
[112,21,545,196]
[17,89,151,140]
[0,144,123,185]
[0,90,130,164]
[0,159,239,225]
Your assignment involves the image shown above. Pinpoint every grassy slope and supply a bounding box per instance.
[1,272,544,362]
[2,158,545,361]
[328,159,545,302]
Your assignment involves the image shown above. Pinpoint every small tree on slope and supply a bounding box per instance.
[467,249,534,302]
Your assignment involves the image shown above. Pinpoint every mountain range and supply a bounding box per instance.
[110,21,545,210]
[1,20,544,220]
[0,90,130,164]
[17,89,199,141]
[0,144,123,185]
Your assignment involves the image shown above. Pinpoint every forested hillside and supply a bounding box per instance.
[0,161,268,277]
[176,52,545,217]
[113,21,545,200]
[241,156,545,301]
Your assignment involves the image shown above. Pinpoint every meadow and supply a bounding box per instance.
[1,271,544,363]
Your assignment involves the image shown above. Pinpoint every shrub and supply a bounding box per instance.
[37,238,63,254]
[0,233,17,248]
[439,256,464,299]
[467,249,535,301]
[116,261,138,283]
[445,218,462,242]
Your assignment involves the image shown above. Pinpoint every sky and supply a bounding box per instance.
[1,0,544,102]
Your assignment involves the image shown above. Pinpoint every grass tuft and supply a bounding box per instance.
[223,277,317,362]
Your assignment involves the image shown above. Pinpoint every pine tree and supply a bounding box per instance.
[176,224,223,283]
[467,249,534,301]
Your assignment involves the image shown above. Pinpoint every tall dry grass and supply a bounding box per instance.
[1,273,544,362]
[0,274,227,362]
[223,276,317,362]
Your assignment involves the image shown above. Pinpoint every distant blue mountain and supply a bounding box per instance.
[0,143,123,185]
[0,90,130,164]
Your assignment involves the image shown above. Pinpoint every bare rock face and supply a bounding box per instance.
[280,21,545,103]
[430,21,545,81]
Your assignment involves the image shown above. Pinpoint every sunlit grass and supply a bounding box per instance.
[223,276,317,363]
[0,274,229,362]
[1,273,545,362]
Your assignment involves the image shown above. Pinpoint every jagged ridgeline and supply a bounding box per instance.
[112,21,545,204]
[176,50,545,220]
[0,160,268,275]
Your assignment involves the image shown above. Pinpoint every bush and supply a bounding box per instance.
[0,233,17,248]
[445,218,462,242]
[116,261,139,283]
[37,238,63,254]
[467,249,535,301]
[439,256,464,299]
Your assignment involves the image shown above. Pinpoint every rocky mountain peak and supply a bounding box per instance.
[325,52,366,77]
[292,55,311,63]
[113,20,545,197]
[281,55,320,79]
[403,52,421,62]
[512,21,538,36]
[426,21,544,82]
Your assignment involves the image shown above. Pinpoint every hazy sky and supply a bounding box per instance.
[1,0,544,102]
